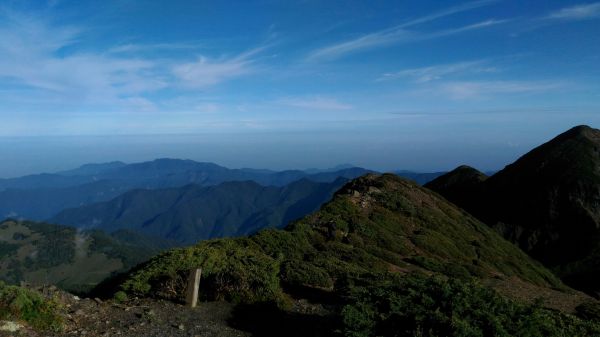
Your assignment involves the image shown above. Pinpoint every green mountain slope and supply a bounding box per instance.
[50,178,348,244]
[426,125,600,296]
[106,174,600,336]
[117,174,581,305]
[0,220,173,293]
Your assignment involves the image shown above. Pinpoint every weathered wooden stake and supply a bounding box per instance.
[185,268,202,308]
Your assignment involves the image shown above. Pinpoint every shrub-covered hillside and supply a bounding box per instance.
[119,174,564,302]
[110,174,600,336]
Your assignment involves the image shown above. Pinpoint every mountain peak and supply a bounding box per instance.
[335,173,402,196]
[425,165,486,190]
[494,125,600,181]
[455,164,479,171]
[550,124,599,145]
[565,124,594,135]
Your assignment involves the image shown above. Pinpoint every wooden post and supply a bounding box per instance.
[185,268,202,308]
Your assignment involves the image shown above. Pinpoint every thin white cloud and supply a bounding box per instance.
[546,2,600,21]
[0,9,268,113]
[437,80,564,99]
[107,42,204,54]
[172,51,257,88]
[307,29,410,62]
[379,60,497,83]
[0,10,166,110]
[431,19,507,36]
[306,1,502,61]
[399,0,497,28]
[277,96,353,110]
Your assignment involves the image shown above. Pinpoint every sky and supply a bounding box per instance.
[0,0,599,177]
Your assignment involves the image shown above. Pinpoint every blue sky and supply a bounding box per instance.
[0,0,599,176]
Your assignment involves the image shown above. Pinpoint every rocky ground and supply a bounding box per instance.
[1,287,251,337]
[0,285,336,337]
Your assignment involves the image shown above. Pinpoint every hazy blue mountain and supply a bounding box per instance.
[57,161,127,176]
[303,163,355,174]
[0,159,372,221]
[0,158,442,222]
[2,159,371,190]
[0,173,96,191]
[50,178,348,244]
[72,159,370,187]
[0,180,131,220]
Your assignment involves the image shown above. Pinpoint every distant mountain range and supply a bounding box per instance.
[393,170,446,185]
[0,159,445,221]
[0,160,371,220]
[51,178,349,244]
[426,125,600,297]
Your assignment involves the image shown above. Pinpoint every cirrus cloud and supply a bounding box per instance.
[546,2,600,21]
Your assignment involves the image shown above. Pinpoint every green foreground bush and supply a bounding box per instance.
[340,274,600,337]
[0,281,63,331]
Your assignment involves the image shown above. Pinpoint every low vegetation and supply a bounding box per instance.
[110,174,600,336]
[0,281,63,331]
[0,220,168,293]
[340,274,600,337]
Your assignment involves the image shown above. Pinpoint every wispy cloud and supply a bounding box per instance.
[306,1,501,61]
[277,96,353,110]
[0,9,268,113]
[172,48,261,88]
[0,10,166,111]
[437,80,564,99]
[307,29,410,62]
[546,2,600,21]
[379,60,497,83]
[399,0,498,27]
[107,42,204,54]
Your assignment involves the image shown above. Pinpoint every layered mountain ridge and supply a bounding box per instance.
[0,159,374,220]
[426,125,600,296]
[51,178,349,244]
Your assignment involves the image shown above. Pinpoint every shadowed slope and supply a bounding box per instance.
[427,125,600,296]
